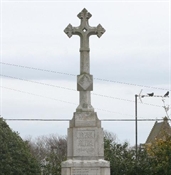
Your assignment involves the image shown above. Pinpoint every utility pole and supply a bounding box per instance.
[135,94,138,162]
[135,90,169,162]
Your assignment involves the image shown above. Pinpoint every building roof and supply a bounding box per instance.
[146,117,171,144]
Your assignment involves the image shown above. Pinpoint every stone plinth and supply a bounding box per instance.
[68,112,103,160]
[61,112,110,175]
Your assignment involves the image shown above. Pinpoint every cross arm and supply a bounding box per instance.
[64,23,105,38]
[64,24,74,38]
[64,24,82,38]
[88,24,105,38]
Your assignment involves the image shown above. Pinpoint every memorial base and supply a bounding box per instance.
[61,159,110,175]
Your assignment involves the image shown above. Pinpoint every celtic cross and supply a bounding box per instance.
[64,8,105,112]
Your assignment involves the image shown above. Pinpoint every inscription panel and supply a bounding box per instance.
[74,130,95,156]
[72,168,100,175]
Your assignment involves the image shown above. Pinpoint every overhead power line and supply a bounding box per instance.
[5,119,70,121]
[0,62,75,76]
[0,86,134,117]
[1,62,170,91]
[1,85,168,119]
[0,74,163,108]
[0,86,77,105]
[1,74,76,91]
[3,118,168,122]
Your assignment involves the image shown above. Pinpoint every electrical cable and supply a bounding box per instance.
[0,85,134,117]
[1,62,170,91]
[3,118,168,122]
[0,74,163,108]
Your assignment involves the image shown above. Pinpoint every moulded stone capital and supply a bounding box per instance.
[69,112,101,128]
[61,159,110,167]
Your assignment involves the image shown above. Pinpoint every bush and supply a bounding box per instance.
[0,118,40,175]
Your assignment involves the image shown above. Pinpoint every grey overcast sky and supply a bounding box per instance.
[0,0,170,145]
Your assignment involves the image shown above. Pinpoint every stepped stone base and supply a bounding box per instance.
[61,111,110,175]
[61,159,110,175]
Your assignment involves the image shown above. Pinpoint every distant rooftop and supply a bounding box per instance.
[146,117,171,144]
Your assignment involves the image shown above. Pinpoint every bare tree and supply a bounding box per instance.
[25,134,67,175]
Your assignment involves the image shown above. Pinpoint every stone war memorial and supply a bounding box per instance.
[61,8,110,175]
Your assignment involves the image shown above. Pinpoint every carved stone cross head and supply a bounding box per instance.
[64,8,105,50]
[64,9,105,112]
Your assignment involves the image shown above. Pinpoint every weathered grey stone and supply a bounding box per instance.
[61,160,110,175]
[77,74,93,91]
[67,127,104,159]
[76,91,94,112]
[62,8,110,175]
[70,112,101,128]
[64,8,105,112]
